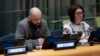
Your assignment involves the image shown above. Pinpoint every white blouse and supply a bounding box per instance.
[63,21,90,43]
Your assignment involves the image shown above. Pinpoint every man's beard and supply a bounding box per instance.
[28,21,41,29]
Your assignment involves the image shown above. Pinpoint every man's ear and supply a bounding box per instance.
[28,16,31,21]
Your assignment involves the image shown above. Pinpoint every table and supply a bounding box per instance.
[0,45,100,56]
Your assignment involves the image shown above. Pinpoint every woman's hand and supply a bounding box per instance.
[80,36,88,40]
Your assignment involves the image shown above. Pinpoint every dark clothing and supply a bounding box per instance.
[15,17,51,39]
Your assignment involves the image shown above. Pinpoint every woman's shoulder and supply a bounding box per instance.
[63,22,71,27]
[63,22,72,30]
[82,21,89,26]
[82,21,90,29]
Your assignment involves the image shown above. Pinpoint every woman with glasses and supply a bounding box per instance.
[63,4,91,45]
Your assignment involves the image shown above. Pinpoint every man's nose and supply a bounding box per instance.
[37,20,40,23]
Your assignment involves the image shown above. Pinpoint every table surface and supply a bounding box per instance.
[0,45,100,56]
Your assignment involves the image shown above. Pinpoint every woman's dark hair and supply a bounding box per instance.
[68,4,85,23]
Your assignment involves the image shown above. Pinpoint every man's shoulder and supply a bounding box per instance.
[42,19,47,23]
[18,17,29,26]
[41,19,47,25]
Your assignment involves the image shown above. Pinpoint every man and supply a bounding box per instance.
[15,7,51,50]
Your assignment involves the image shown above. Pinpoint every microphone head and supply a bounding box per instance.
[89,41,94,46]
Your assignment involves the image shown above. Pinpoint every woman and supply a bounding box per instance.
[63,4,91,44]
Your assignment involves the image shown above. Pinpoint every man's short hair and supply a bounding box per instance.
[29,7,41,16]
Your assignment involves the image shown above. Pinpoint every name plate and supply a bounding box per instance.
[54,41,76,50]
[4,46,27,55]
